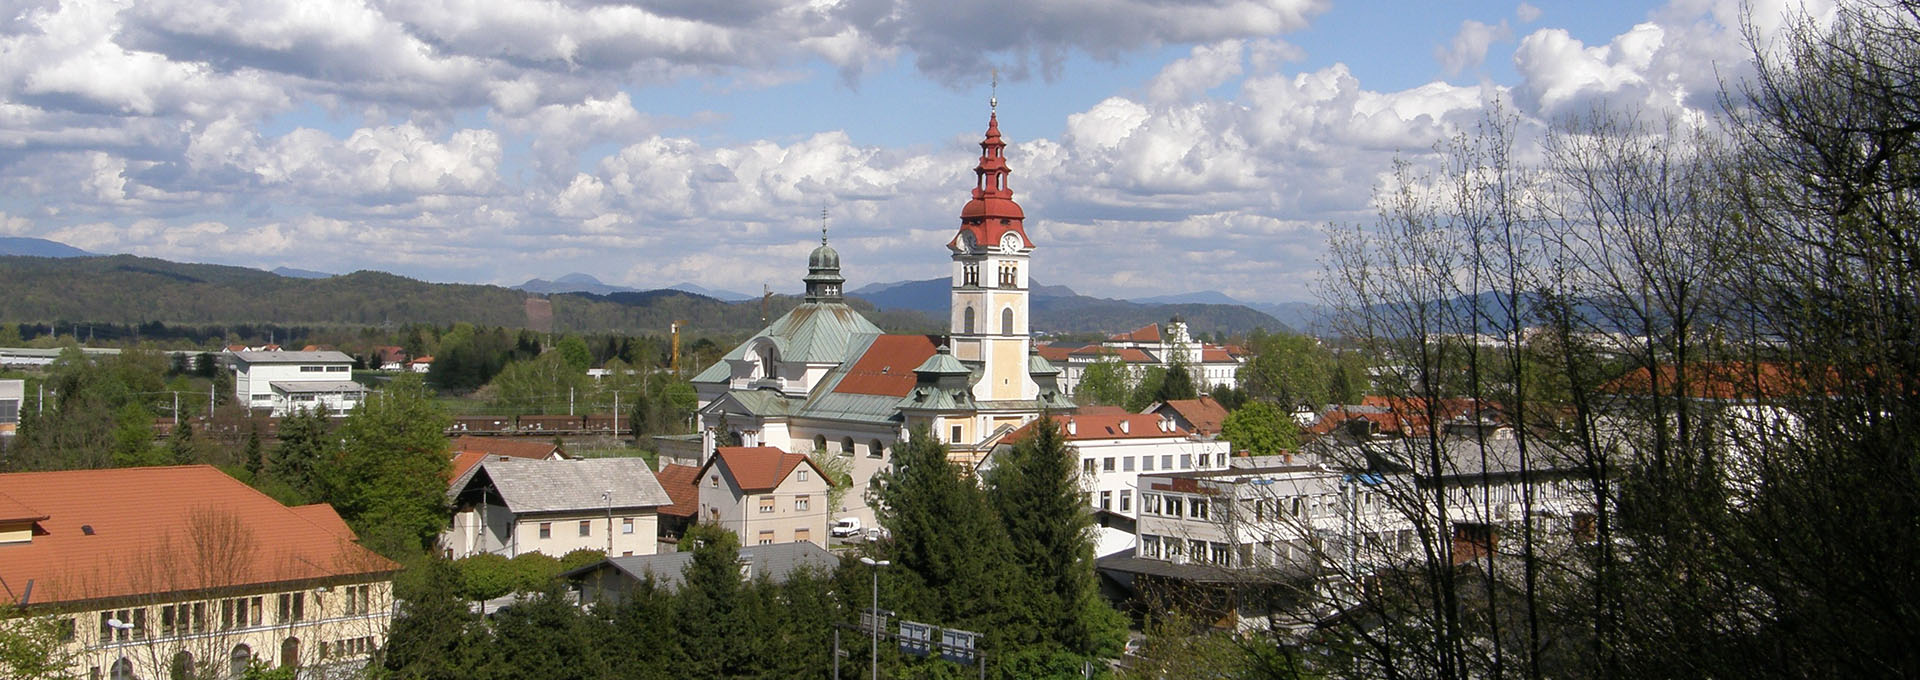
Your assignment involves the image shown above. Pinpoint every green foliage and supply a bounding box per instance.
[481,586,609,680]
[1076,357,1132,407]
[321,374,451,557]
[1157,361,1198,404]
[1125,366,1166,412]
[558,548,607,573]
[0,606,78,680]
[110,402,165,467]
[509,552,563,593]
[11,347,169,470]
[986,416,1124,656]
[269,405,332,504]
[486,351,590,414]
[1239,330,1337,410]
[677,522,746,677]
[385,557,485,680]
[555,336,593,372]
[242,421,264,478]
[455,554,517,601]
[875,427,1020,643]
[815,450,856,515]
[1220,401,1301,456]
[166,418,198,465]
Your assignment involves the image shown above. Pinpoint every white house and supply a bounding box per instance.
[227,350,365,417]
[0,378,21,437]
[1038,319,1246,397]
[442,457,672,559]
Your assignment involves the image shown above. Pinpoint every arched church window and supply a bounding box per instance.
[841,436,856,455]
[813,434,827,453]
[964,307,976,334]
[1001,307,1014,335]
[870,439,886,459]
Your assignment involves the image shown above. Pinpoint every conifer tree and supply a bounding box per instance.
[166,419,196,465]
[677,523,746,677]
[384,558,484,680]
[242,422,263,478]
[875,426,1019,639]
[985,415,1121,656]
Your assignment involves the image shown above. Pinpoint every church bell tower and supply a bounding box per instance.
[947,102,1038,402]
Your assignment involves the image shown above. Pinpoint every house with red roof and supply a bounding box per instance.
[443,457,671,560]
[0,465,399,680]
[1145,396,1231,436]
[447,435,565,480]
[694,446,836,548]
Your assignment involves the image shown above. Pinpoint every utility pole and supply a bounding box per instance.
[569,387,575,416]
[612,390,620,438]
[172,391,180,426]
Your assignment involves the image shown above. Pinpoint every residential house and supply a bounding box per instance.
[227,350,365,417]
[1145,396,1231,436]
[407,356,433,374]
[447,436,565,481]
[564,541,838,605]
[442,458,671,560]
[695,447,835,548]
[0,465,399,680]
[652,463,701,541]
[370,346,406,372]
[1,378,21,436]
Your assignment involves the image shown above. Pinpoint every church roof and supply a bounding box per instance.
[692,301,882,384]
[834,335,940,396]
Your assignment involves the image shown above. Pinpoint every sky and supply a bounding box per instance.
[0,0,1828,303]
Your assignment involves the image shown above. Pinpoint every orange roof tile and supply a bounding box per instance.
[701,447,830,494]
[0,466,399,608]
[834,334,938,396]
[1158,396,1229,435]
[1034,344,1078,361]
[1008,413,1191,442]
[289,504,357,541]
[0,490,47,524]
[1109,324,1162,343]
[1199,347,1236,362]
[451,435,560,461]
[1602,362,1814,400]
[654,464,700,518]
[449,451,489,481]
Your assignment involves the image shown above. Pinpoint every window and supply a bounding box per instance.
[757,530,775,545]
[622,518,634,534]
[1191,499,1209,520]
[795,495,810,511]
[539,522,552,539]
[299,366,324,372]
[1000,307,1014,335]
[1143,493,1160,515]
[1123,456,1134,472]
[963,307,976,334]
[1120,490,1132,513]
[1142,456,1154,472]
[344,585,372,616]
[1161,455,1173,469]
[870,439,886,459]
[219,597,262,631]
[963,262,979,286]
[709,475,719,488]
[1141,535,1161,558]
[1189,539,1207,560]
[1180,454,1192,469]
[325,365,349,372]
[1211,542,1231,565]
[1102,457,1115,472]
[1099,491,1111,510]
[1165,538,1183,557]
[813,434,827,452]
[1082,459,1096,474]
[950,424,963,443]
[841,436,856,456]
[578,520,591,537]
[795,527,811,542]
[759,496,775,513]
[277,593,304,623]
[55,618,74,642]
[798,468,809,482]
[1165,497,1183,517]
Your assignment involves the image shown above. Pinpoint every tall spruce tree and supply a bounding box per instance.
[985,415,1121,656]
[270,405,331,499]
[875,426,1020,640]
[677,523,747,677]
[384,558,484,680]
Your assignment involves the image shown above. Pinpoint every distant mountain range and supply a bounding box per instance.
[517,273,756,301]
[0,237,95,258]
[847,278,1294,336]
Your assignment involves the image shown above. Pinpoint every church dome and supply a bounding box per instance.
[808,243,840,271]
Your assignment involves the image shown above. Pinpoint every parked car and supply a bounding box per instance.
[830,517,863,538]
[863,526,891,542]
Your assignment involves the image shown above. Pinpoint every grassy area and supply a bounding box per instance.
[570,444,657,469]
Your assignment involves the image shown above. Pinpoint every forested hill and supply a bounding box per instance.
[0,254,940,336]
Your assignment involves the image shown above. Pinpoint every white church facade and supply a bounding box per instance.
[691,110,1074,527]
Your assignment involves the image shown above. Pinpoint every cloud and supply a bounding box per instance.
[1436,20,1514,76]
[1516,3,1542,23]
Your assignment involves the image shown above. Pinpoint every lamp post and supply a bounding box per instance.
[859,556,890,680]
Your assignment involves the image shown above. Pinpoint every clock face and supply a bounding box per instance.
[1000,232,1021,252]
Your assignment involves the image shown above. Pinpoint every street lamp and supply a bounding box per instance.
[859,556,890,680]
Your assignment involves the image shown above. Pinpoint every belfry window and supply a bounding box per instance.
[964,262,979,286]
[998,262,1017,287]
[1001,308,1014,335]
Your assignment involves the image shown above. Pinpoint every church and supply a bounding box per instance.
[690,109,1075,526]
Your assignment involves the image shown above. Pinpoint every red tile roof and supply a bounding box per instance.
[1200,347,1236,362]
[1077,405,1132,416]
[702,447,830,494]
[1034,344,1078,361]
[0,490,48,524]
[1109,324,1162,343]
[654,464,700,518]
[834,334,939,396]
[1008,413,1191,442]
[449,451,489,481]
[289,503,357,540]
[1602,362,1814,400]
[1156,396,1230,435]
[1071,346,1154,363]
[451,435,561,461]
[0,466,399,608]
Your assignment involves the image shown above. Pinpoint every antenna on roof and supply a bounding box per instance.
[821,205,829,246]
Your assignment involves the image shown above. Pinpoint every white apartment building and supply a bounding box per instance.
[984,411,1232,520]
[228,350,365,417]
[0,378,21,436]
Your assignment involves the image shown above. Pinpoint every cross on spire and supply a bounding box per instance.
[820,205,829,245]
[990,68,998,113]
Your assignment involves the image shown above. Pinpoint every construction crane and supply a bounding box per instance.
[670,319,689,376]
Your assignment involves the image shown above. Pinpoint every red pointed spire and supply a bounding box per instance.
[953,112,1032,251]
